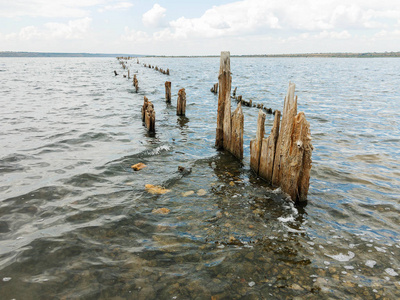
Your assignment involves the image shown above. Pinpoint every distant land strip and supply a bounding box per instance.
[0,52,142,57]
[1,51,400,58]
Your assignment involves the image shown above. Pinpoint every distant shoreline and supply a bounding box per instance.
[1,51,400,58]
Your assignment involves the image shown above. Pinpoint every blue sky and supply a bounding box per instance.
[1,0,399,55]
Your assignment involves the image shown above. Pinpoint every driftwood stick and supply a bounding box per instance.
[165,81,171,103]
[177,88,186,116]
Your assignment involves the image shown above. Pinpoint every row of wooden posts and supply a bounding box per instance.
[119,53,313,202]
[212,83,274,114]
[143,64,170,75]
[141,82,186,132]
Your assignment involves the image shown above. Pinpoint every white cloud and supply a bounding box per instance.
[7,18,92,41]
[142,4,167,28]
[98,2,133,13]
[121,27,150,43]
[0,0,106,18]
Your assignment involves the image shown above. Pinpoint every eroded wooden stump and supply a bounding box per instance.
[165,81,171,103]
[215,51,244,160]
[141,96,155,132]
[133,74,139,93]
[250,83,312,202]
[177,88,186,116]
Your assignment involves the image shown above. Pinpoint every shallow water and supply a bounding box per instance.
[0,56,399,299]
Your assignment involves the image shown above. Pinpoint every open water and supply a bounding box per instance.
[0,56,399,299]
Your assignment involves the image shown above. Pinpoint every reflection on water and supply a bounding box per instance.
[0,57,399,299]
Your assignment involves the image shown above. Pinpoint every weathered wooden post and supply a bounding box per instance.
[165,81,171,103]
[177,88,186,116]
[216,51,231,149]
[128,70,130,79]
[230,103,244,160]
[250,82,312,202]
[141,96,155,132]
[166,69,170,75]
[250,110,266,174]
[133,74,139,92]
[258,110,281,183]
[211,83,218,94]
[215,51,244,160]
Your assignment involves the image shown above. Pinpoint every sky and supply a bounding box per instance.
[1,0,400,55]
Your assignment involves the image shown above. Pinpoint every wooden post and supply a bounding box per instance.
[272,82,297,187]
[216,51,231,149]
[128,70,130,79]
[230,103,244,160]
[215,51,244,160]
[177,88,186,116]
[250,110,266,174]
[211,83,218,94]
[133,74,139,92]
[259,110,281,183]
[165,81,171,103]
[141,96,155,132]
[251,82,312,202]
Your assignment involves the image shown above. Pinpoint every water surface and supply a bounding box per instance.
[0,57,399,299]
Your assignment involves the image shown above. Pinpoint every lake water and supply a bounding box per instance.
[0,56,399,299]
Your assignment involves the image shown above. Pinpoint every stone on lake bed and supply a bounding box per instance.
[197,189,207,196]
[131,162,147,171]
[182,190,195,197]
[145,184,171,194]
[152,207,171,214]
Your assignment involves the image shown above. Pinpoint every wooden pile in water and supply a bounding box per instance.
[215,51,244,160]
[141,96,155,132]
[250,83,313,202]
[210,83,218,94]
[133,75,139,92]
[177,88,186,116]
[165,81,171,103]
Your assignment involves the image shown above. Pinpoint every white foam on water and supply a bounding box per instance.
[150,145,172,155]
[375,246,386,253]
[325,251,355,262]
[365,260,376,268]
[278,215,295,223]
[385,268,398,276]
[3,277,11,282]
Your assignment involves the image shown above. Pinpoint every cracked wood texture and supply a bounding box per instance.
[215,51,244,160]
[250,82,312,202]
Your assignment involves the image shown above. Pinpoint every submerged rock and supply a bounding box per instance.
[182,190,195,197]
[145,184,171,194]
[152,207,171,214]
[131,162,147,171]
[197,189,207,196]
